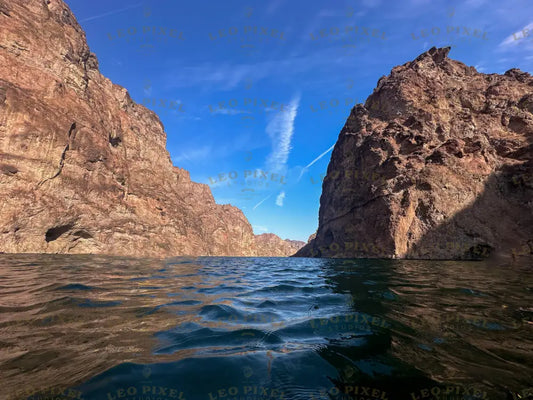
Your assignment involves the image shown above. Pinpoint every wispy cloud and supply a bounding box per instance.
[253,225,269,233]
[297,143,335,181]
[266,0,284,15]
[253,194,273,210]
[265,95,300,174]
[163,47,360,93]
[165,62,272,92]
[316,8,365,17]
[275,191,286,207]
[79,3,143,23]
[499,22,533,48]
[209,108,250,115]
[172,146,211,163]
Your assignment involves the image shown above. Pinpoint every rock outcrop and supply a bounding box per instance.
[0,0,295,257]
[254,234,305,257]
[295,47,533,260]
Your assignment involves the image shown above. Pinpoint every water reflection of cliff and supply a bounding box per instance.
[320,259,533,399]
[2,256,531,400]
[0,254,209,397]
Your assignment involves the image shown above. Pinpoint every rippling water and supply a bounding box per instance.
[0,255,532,400]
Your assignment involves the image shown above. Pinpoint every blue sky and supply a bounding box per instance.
[67,0,532,242]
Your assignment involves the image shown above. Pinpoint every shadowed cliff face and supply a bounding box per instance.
[0,0,294,257]
[295,47,533,260]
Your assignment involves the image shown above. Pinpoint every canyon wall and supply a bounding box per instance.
[254,234,305,257]
[0,0,296,257]
[295,47,533,260]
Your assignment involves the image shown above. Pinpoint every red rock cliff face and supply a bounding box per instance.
[254,234,305,257]
[0,0,291,257]
[295,47,533,260]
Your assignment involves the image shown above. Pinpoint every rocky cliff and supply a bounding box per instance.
[295,47,533,260]
[254,234,305,257]
[0,0,295,257]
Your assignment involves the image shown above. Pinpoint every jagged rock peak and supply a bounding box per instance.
[413,46,451,65]
[295,48,533,261]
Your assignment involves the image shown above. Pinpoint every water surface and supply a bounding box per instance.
[0,255,531,400]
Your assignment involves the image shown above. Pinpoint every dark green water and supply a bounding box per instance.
[0,255,531,400]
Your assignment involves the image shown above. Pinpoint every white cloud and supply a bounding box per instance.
[499,22,533,49]
[163,46,360,93]
[209,108,250,115]
[275,191,285,207]
[265,95,300,175]
[253,194,273,210]
[165,62,272,92]
[143,80,152,97]
[253,225,269,233]
[316,7,364,17]
[172,146,211,163]
[79,3,143,23]
[266,0,284,15]
[297,143,335,181]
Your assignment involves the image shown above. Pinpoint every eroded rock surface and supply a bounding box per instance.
[295,47,533,260]
[0,0,295,257]
[254,234,305,257]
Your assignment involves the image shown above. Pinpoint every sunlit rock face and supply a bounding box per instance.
[0,0,295,257]
[254,234,305,257]
[295,47,533,260]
